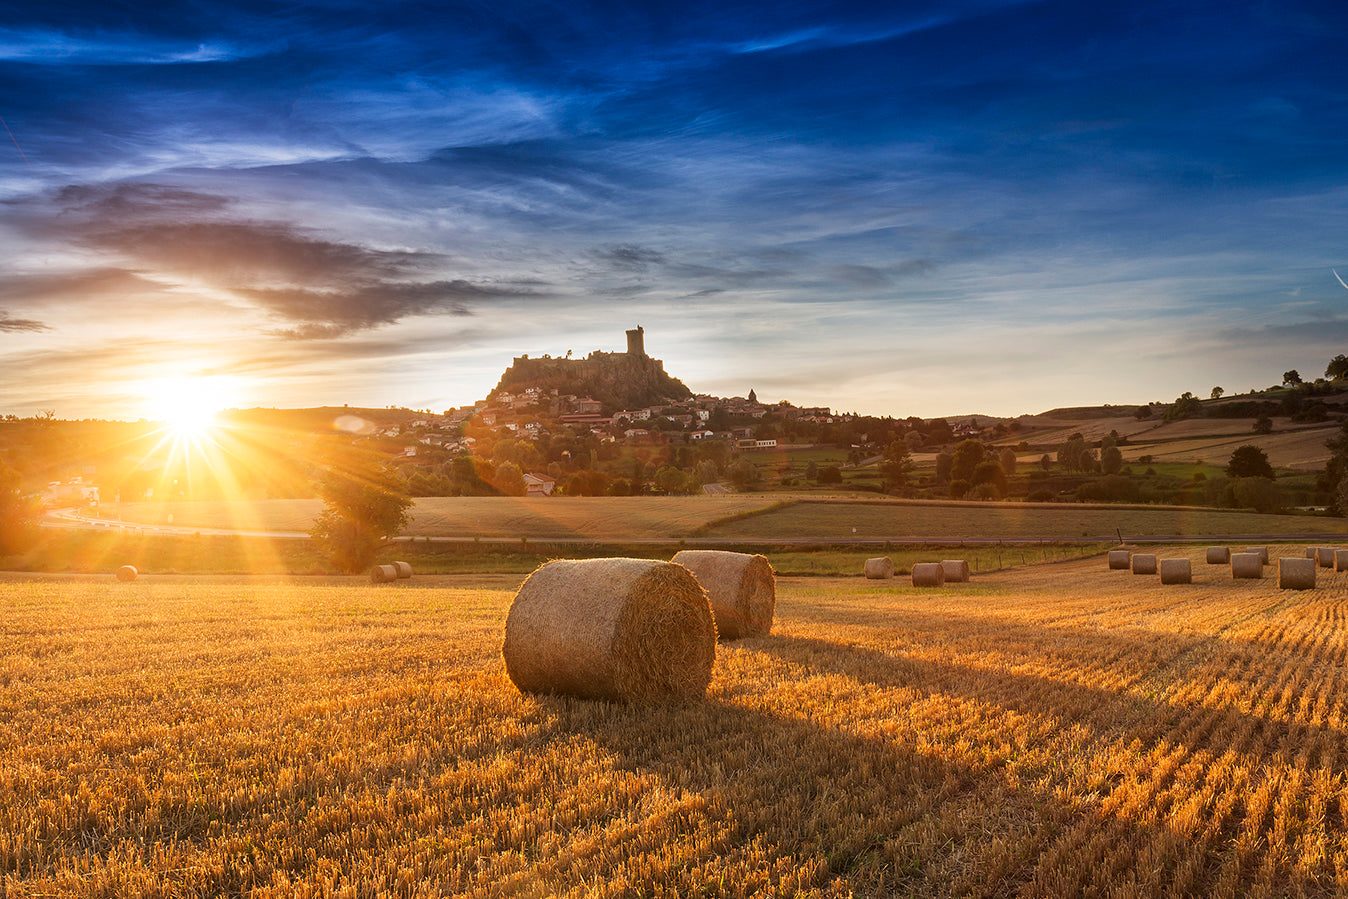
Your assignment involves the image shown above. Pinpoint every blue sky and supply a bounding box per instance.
[1,0,1346,420]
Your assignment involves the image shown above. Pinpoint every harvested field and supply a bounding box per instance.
[5,549,1348,895]
[109,495,786,540]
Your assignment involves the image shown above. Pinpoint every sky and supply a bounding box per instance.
[1,0,1346,421]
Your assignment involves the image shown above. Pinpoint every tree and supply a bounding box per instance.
[654,465,687,495]
[1134,403,1152,420]
[492,462,527,496]
[0,461,39,555]
[880,439,912,493]
[950,439,985,482]
[310,466,413,574]
[1253,414,1273,435]
[998,447,1018,476]
[1327,355,1348,381]
[1283,370,1303,387]
[728,459,763,491]
[1225,445,1274,480]
[1163,391,1202,422]
[1056,434,1093,472]
[1101,445,1124,475]
[1210,386,1224,399]
[1233,477,1283,513]
[970,460,1007,497]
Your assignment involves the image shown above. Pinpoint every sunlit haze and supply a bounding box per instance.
[1,2,1346,420]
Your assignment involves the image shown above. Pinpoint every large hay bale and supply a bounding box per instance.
[1279,557,1317,590]
[393,560,413,579]
[1159,558,1192,584]
[1131,553,1158,575]
[1318,547,1338,568]
[1205,546,1229,564]
[1108,550,1131,570]
[1243,546,1269,563]
[503,558,715,702]
[671,550,775,639]
[1337,550,1348,573]
[369,564,398,584]
[115,565,138,582]
[1231,553,1262,579]
[863,557,894,579]
[911,562,945,587]
[941,559,970,583]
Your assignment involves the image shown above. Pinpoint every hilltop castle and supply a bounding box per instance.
[488,327,691,414]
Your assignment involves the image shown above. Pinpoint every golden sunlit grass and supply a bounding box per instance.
[5,549,1348,895]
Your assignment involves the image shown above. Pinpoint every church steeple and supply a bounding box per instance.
[748,388,757,404]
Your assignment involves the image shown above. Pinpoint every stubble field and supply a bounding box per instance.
[4,548,1348,896]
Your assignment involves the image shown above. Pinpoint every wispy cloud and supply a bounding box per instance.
[0,26,268,64]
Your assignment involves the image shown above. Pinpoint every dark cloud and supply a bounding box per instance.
[0,268,169,305]
[22,183,541,337]
[0,313,49,332]
[594,245,667,271]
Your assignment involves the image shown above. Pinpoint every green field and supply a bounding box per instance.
[694,499,1348,541]
[6,554,1348,895]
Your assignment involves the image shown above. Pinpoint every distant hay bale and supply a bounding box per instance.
[1305,547,1318,559]
[671,550,776,639]
[941,559,970,583]
[1159,559,1192,585]
[1131,553,1158,575]
[1108,550,1131,570]
[369,564,398,584]
[1231,553,1263,579]
[1243,547,1269,564]
[115,565,138,582]
[911,562,945,587]
[503,558,715,702]
[1205,546,1229,564]
[393,561,413,579]
[863,557,894,579]
[1337,550,1348,573]
[1318,547,1338,568]
[1279,557,1317,590]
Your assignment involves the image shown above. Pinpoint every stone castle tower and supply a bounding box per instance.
[626,326,645,357]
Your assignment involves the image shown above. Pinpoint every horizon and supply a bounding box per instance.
[2,2,1346,421]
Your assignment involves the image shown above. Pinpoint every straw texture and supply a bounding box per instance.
[911,562,945,587]
[1231,553,1262,579]
[503,558,716,702]
[671,550,776,639]
[863,557,894,579]
[941,560,970,583]
[1280,557,1317,590]
[1131,554,1158,575]
[1108,550,1131,570]
[1159,559,1192,584]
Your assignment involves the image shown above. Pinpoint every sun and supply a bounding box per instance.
[141,375,241,437]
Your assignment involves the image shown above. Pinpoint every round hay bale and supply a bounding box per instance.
[1231,553,1262,579]
[1337,550,1348,573]
[1108,550,1131,570]
[671,550,776,639]
[503,558,715,702]
[1205,546,1230,564]
[911,562,945,587]
[1243,546,1269,564]
[1305,547,1318,559]
[940,559,970,583]
[863,557,894,579]
[1159,558,1191,585]
[393,560,413,579]
[1279,557,1317,590]
[1318,547,1338,569]
[115,564,138,582]
[369,564,398,584]
[1131,553,1158,575]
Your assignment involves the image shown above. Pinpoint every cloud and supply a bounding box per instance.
[0,26,267,65]
[0,312,48,332]
[15,183,554,337]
